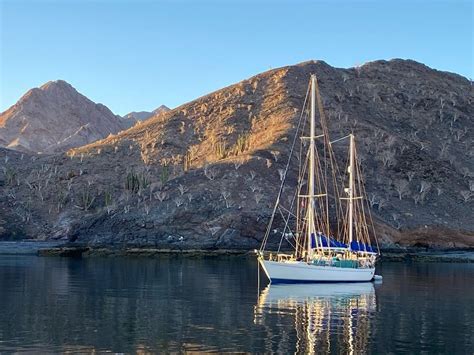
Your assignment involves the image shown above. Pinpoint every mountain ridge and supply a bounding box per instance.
[122,105,170,124]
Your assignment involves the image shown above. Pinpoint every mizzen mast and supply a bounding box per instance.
[348,133,355,244]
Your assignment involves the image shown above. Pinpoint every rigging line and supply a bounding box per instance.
[315,91,346,243]
[329,135,351,145]
[356,144,381,254]
[277,207,295,252]
[338,143,351,240]
[279,157,304,251]
[296,147,310,256]
[279,204,297,219]
[296,114,307,254]
[314,137,330,237]
[314,78,331,240]
[355,150,371,246]
[261,80,311,252]
[328,136,346,237]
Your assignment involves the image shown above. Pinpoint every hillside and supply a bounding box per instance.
[0,60,473,250]
[0,80,128,153]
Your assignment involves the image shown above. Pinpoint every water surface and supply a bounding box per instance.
[0,255,472,353]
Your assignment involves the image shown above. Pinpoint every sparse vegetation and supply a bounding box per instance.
[125,170,150,194]
[394,179,409,200]
[104,190,114,214]
[234,134,249,155]
[214,141,227,159]
[75,187,95,211]
[160,164,169,186]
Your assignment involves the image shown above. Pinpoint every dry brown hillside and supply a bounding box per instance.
[0,59,473,250]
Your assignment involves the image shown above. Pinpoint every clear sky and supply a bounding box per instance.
[0,0,472,115]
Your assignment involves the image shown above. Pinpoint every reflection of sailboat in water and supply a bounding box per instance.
[254,283,376,354]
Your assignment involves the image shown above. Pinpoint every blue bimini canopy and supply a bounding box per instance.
[351,241,377,254]
[319,234,329,247]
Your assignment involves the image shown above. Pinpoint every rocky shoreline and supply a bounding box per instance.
[1,241,472,263]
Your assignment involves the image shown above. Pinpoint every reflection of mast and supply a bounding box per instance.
[348,296,354,355]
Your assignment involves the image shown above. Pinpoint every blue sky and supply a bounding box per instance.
[0,0,472,115]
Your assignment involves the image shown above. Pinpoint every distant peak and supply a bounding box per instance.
[297,59,330,67]
[153,105,170,114]
[39,79,74,91]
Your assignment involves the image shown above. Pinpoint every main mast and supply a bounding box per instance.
[307,74,317,260]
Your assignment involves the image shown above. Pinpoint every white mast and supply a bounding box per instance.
[307,74,317,259]
[348,133,355,244]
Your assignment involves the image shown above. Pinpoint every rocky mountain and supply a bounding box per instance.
[0,80,128,153]
[0,59,472,250]
[152,105,171,116]
[122,105,170,126]
[123,111,154,122]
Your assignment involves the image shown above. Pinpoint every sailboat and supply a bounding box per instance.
[256,74,380,283]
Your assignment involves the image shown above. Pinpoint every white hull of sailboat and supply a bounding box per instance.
[260,260,375,283]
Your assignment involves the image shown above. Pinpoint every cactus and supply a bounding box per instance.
[214,141,227,159]
[160,164,169,186]
[102,190,114,214]
[125,170,150,193]
[104,190,113,207]
[234,134,249,154]
[183,150,192,172]
[3,167,17,186]
[125,171,140,193]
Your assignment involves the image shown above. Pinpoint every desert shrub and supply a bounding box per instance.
[76,187,96,211]
[3,167,17,186]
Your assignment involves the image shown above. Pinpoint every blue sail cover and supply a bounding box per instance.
[311,233,348,249]
[309,232,376,252]
[310,233,376,253]
[350,240,377,253]
[311,233,317,249]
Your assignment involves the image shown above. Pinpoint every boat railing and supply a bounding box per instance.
[276,253,295,262]
[310,254,375,269]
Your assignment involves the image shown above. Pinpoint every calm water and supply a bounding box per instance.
[0,255,472,353]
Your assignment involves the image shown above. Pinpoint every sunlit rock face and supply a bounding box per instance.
[0,80,128,153]
[0,59,472,249]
